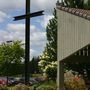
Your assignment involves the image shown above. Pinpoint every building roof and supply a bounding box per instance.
[56,5,90,20]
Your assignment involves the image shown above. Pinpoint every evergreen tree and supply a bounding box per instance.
[84,0,90,9]
[64,0,84,8]
[63,0,90,9]
[30,57,40,74]
[39,9,57,80]
[46,9,57,62]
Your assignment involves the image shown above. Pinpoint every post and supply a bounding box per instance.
[57,61,65,90]
[25,0,30,84]
[61,0,63,3]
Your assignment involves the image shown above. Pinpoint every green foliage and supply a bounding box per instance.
[46,9,57,61]
[84,0,90,9]
[30,57,40,74]
[0,40,25,76]
[39,9,57,80]
[43,61,57,80]
[37,85,55,90]
[0,41,24,63]
[64,0,84,8]
[63,0,90,9]
[36,80,57,90]
[0,85,8,90]
[65,62,90,80]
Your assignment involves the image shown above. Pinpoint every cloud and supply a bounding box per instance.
[6,23,25,42]
[30,25,46,59]
[0,24,25,44]
[0,0,58,59]
[0,0,59,14]
[36,15,53,29]
[30,49,38,59]
[0,23,46,59]
[42,15,54,28]
[0,0,25,12]
[7,23,25,31]
[0,11,9,23]
[31,0,57,14]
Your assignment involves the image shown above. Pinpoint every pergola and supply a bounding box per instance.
[57,5,90,90]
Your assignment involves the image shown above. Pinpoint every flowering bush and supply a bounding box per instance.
[64,70,86,90]
[38,60,48,71]
[39,51,57,80]
[43,61,57,80]
[39,58,57,80]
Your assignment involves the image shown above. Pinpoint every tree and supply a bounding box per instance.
[64,0,84,8]
[39,9,57,80]
[0,40,25,76]
[84,0,90,9]
[46,9,57,62]
[63,0,90,9]
[29,57,40,74]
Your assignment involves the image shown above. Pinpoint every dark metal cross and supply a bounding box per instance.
[14,0,44,85]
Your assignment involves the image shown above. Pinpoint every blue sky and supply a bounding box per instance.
[0,0,58,59]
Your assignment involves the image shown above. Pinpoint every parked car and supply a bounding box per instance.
[18,77,25,84]
[8,77,19,86]
[0,79,6,85]
[29,78,38,85]
[16,77,38,85]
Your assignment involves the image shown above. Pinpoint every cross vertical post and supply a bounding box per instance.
[14,0,44,85]
[25,0,30,84]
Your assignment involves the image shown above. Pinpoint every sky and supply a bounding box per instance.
[0,0,58,60]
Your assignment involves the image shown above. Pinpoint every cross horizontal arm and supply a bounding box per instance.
[14,10,44,21]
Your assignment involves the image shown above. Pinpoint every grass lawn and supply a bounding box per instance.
[32,80,57,90]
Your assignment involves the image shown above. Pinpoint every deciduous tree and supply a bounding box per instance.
[0,40,25,76]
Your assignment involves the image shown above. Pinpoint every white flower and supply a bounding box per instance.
[38,60,46,66]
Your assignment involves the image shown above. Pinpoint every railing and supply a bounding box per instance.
[75,45,90,56]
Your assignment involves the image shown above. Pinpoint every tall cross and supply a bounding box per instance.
[14,0,44,85]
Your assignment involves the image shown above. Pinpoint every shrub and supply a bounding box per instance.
[43,61,57,80]
[39,54,57,80]
[64,70,86,90]
[12,84,31,90]
[39,60,57,80]
[0,85,8,90]
[36,80,57,90]
[36,85,56,90]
